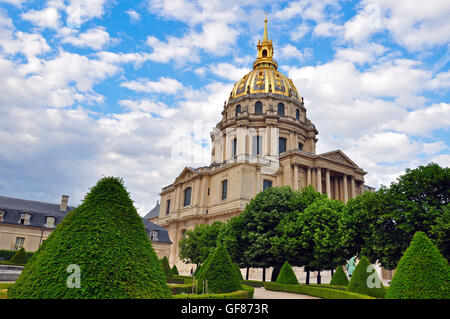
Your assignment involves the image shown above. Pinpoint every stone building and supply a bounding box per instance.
[0,195,171,259]
[150,19,371,274]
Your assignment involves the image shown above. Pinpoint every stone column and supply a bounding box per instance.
[293,165,299,190]
[350,176,356,199]
[343,174,349,203]
[325,169,331,199]
[316,168,322,194]
[334,177,339,200]
[307,167,312,186]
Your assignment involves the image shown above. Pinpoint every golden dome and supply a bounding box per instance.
[229,17,301,103]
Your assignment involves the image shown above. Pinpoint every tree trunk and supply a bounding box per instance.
[246,267,249,280]
[317,270,321,284]
[305,268,310,285]
[331,268,334,277]
[262,267,266,282]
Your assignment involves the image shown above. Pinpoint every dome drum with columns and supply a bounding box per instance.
[148,18,370,274]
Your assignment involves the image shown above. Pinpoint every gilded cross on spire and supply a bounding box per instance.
[263,12,269,42]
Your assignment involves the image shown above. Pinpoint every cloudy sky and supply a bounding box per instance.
[0,0,449,215]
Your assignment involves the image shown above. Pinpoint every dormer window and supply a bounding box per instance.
[45,216,56,228]
[0,210,5,222]
[149,231,158,241]
[19,213,31,225]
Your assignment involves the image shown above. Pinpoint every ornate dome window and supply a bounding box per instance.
[235,105,241,117]
[255,101,263,114]
[278,103,285,116]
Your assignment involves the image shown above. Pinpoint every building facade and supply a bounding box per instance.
[150,19,371,274]
[0,195,171,259]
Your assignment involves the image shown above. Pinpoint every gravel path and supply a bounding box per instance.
[252,287,320,299]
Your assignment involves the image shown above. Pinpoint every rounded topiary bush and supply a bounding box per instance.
[347,256,386,298]
[8,177,172,299]
[171,265,179,276]
[276,261,299,285]
[330,266,349,286]
[161,256,173,277]
[386,231,450,299]
[9,248,28,265]
[197,245,242,294]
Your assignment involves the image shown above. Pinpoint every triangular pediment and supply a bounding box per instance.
[173,167,198,185]
[319,150,359,168]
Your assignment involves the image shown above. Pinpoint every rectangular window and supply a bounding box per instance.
[166,199,170,215]
[232,138,237,157]
[14,237,25,250]
[298,143,303,150]
[263,180,273,190]
[222,180,228,200]
[0,210,4,222]
[183,187,192,207]
[19,213,31,225]
[252,136,262,155]
[279,137,287,154]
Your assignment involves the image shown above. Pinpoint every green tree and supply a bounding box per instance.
[329,266,349,286]
[386,232,450,299]
[233,186,299,280]
[10,248,28,265]
[347,256,386,298]
[8,177,172,299]
[197,245,242,294]
[178,221,225,265]
[276,261,299,285]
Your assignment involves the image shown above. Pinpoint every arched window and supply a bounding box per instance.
[232,138,237,157]
[181,229,186,238]
[183,187,192,206]
[277,103,285,116]
[255,101,263,114]
[166,199,171,215]
[296,109,300,120]
[221,180,228,200]
[235,105,241,117]
[279,137,287,154]
[262,49,267,57]
[298,142,303,151]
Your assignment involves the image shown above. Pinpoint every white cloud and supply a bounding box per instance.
[60,27,110,50]
[209,63,250,81]
[279,44,312,62]
[65,0,108,28]
[21,6,61,29]
[125,10,140,22]
[121,77,184,94]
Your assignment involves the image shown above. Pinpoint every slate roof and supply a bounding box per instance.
[0,195,171,244]
[143,201,160,219]
[0,196,74,229]
[142,218,171,244]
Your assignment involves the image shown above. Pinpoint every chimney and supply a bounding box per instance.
[60,195,69,211]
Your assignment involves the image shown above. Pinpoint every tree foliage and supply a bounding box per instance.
[10,248,28,265]
[386,232,450,299]
[8,177,172,299]
[179,221,225,265]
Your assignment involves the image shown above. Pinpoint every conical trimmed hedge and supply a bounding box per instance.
[197,245,242,293]
[347,256,386,298]
[233,262,243,280]
[10,248,28,265]
[330,266,349,286]
[196,252,213,278]
[386,232,450,299]
[8,177,172,299]
[276,261,299,285]
[161,256,173,277]
[171,265,179,276]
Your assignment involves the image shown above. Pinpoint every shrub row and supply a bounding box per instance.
[169,283,194,295]
[166,277,185,284]
[241,280,266,287]
[173,290,251,299]
[0,250,33,263]
[264,282,375,299]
